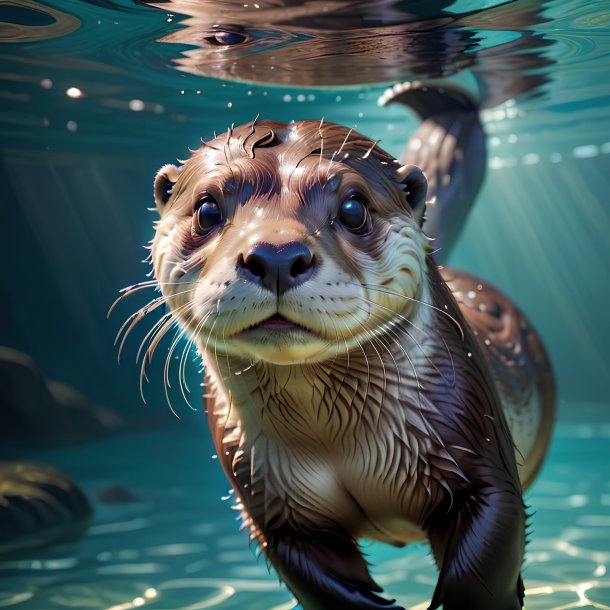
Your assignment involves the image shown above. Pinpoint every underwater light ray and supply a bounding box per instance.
[479,167,607,380]
[517,163,610,378]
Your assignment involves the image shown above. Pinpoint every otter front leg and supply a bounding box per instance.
[426,485,526,610]
[262,528,404,610]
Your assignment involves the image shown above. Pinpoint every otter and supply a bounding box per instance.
[150,119,555,610]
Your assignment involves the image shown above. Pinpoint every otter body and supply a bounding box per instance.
[151,120,555,610]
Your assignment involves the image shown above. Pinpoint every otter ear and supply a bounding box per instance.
[397,164,427,226]
[154,164,182,214]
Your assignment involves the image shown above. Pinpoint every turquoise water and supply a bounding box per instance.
[1,0,610,608]
[1,410,610,609]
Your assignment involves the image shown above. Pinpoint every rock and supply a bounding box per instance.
[0,462,92,556]
[0,346,124,450]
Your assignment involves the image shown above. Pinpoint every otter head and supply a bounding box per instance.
[152,120,429,365]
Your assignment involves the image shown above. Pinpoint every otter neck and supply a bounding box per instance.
[202,318,433,451]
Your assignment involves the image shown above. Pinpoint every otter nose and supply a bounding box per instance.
[238,241,316,295]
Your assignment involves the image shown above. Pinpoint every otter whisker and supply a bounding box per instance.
[356,282,465,341]
[139,317,176,404]
[108,279,199,318]
[221,309,237,381]
[163,305,200,392]
[177,311,213,411]
[179,307,216,395]
[137,315,173,400]
[335,312,372,426]
[142,302,190,370]
[362,139,380,160]
[325,127,353,183]
[137,311,171,366]
[322,316,352,419]
[352,303,424,408]
[107,280,159,317]
[178,338,196,408]
[200,304,221,374]
[163,322,192,418]
[144,305,215,410]
[177,320,201,410]
[357,305,453,454]
[116,287,197,364]
[138,300,195,405]
[344,310,391,428]
[136,297,194,366]
[317,118,325,187]
[353,294,457,388]
[116,297,168,364]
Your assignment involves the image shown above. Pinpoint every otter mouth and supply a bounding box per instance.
[243,314,313,334]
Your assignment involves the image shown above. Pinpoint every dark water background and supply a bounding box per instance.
[1,0,609,608]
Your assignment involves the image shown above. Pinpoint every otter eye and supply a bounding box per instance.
[339,196,369,232]
[193,194,223,235]
[205,29,247,46]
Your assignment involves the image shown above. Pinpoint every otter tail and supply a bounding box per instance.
[379,82,486,262]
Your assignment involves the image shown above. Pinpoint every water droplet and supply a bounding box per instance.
[144,588,158,599]
[40,78,52,89]
[66,87,83,99]
[522,153,540,166]
[573,144,599,159]
[129,99,145,112]
[66,120,78,132]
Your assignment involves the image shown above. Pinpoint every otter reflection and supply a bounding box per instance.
[143,0,552,105]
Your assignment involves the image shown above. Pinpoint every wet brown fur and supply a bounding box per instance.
[151,120,555,610]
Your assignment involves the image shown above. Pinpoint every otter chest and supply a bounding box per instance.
[243,431,432,545]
